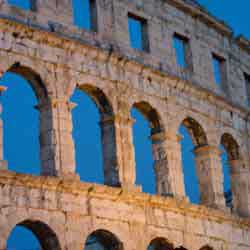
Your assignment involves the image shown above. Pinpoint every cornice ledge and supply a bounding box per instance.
[236,35,250,54]
[166,0,233,37]
[0,16,249,120]
[0,171,250,228]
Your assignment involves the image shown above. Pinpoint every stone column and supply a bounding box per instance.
[158,131,186,199]
[194,145,226,209]
[0,86,7,170]
[151,131,172,196]
[37,98,78,180]
[229,159,250,217]
[100,114,121,187]
[104,113,138,191]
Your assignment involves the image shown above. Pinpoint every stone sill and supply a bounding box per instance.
[0,170,249,228]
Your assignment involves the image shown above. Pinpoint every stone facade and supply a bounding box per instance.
[0,0,250,249]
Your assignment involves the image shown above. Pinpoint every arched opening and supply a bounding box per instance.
[178,117,208,204]
[7,220,61,250]
[131,101,166,195]
[200,246,214,250]
[147,238,174,250]
[220,143,232,209]
[7,63,48,101]
[84,229,122,250]
[220,133,242,211]
[0,63,48,175]
[71,85,119,186]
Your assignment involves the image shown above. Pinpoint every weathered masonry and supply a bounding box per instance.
[0,0,250,249]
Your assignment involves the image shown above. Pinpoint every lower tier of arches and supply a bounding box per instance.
[0,171,249,250]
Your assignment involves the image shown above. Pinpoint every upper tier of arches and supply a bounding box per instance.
[0,48,249,217]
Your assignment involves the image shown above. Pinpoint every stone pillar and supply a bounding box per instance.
[194,145,226,209]
[0,86,7,170]
[37,98,78,180]
[100,114,121,187]
[158,132,186,199]
[103,113,138,191]
[151,131,173,196]
[229,159,250,217]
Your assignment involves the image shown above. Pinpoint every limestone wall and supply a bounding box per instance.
[0,171,250,250]
[0,0,250,249]
[0,0,249,107]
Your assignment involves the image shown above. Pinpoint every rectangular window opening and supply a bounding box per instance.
[244,72,250,106]
[73,0,98,31]
[128,13,150,52]
[212,53,226,88]
[8,0,35,11]
[173,33,191,69]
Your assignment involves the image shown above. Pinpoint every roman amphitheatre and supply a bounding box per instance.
[0,0,250,249]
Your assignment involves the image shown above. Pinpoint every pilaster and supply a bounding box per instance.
[155,131,186,199]
[99,114,121,187]
[229,159,250,217]
[194,145,226,210]
[37,98,78,180]
[104,113,139,191]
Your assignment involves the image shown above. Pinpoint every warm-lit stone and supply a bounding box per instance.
[0,0,250,249]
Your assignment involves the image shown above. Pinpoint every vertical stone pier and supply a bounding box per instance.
[0,86,7,170]
[194,145,226,209]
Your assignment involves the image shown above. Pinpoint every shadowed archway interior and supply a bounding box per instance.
[85,230,123,250]
[179,117,208,204]
[131,101,166,195]
[7,220,61,250]
[147,238,174,250]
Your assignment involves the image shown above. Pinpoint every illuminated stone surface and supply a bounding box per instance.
[0,0,250,249]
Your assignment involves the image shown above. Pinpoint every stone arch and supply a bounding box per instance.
[7,219,61,250]
[133,101,165,135]
[77,84,114,116]
[180,117,208,147]
[178,116,209,204]
[199,246,214,250]
[168,106,214,146]
[221,133,241,161]
[6,62,49,103]
[0,62,63,176]
[179,116,226,208]
[84,229,123,250]
[72,84,122,186]
[147,237,174,250]
[220,132,248,215]
[131,100,170,195]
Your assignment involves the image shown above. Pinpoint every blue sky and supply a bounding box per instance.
[2,0,250,249]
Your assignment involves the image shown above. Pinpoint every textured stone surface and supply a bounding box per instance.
[0,0,250,249]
